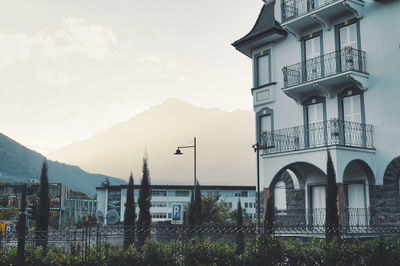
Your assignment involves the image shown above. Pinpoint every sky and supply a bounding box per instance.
[0,0,262,154]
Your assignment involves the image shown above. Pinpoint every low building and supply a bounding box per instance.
[96,185,256,224]
[0,182,96,228]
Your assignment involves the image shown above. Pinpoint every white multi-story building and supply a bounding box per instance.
[96,185,256,223]
[233,0,400,226]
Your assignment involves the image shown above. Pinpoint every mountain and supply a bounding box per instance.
[48,98,256,186]
[0,133,126,195]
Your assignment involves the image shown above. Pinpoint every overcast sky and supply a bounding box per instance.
[0,0,261,154]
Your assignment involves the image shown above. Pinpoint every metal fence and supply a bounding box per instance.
[282,47,367,88]
[2,224,400,265]
[261,119,374,155]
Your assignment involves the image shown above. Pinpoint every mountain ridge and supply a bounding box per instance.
[48,98,256,186]
[0,132,126,195]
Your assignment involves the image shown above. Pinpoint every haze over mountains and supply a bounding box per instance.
[48,98,256,186]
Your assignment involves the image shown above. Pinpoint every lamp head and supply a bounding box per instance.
[174,148,183,155]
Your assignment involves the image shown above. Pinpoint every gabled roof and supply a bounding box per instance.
[232,2,287,57]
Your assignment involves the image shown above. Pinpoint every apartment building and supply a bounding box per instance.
[96,185,256,224]
[233,0,400,227]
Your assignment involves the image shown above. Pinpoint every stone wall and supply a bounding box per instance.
[370,157,400,226]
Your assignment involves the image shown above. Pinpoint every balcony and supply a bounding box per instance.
[261,119,374,155]
[281,0,365,39]
[282,47,368,103]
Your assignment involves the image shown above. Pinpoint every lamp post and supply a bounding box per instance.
[252,143,261,228]
[174,137,197,199]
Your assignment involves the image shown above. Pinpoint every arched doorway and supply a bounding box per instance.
[342,160,375,227]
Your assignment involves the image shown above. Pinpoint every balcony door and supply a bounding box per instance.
[307,102,324,147]
[343,94,362,146]
[311,185,325,227]
[260,114,272,146]
[339,23,358,71]
[304,36,322,81]
[347,184,368,226]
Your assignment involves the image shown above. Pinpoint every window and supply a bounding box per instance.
[249,203,253,208]
[241,191,248,197]
[274,181,287,211]
[256,107,273,145]
[302,32,323,82]
[152,190,167,197]
[245,202,248,208]
[151,213,167,219]
[338,88,365,146]
[151,202,167,208]
[335,20,360,72]
[234,192,241,197]
[227,202,232,208]
[254,50,271,87]
[303,96,326,147]
[175,190,189,197]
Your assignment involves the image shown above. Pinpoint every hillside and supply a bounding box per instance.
[48,98,256,186]
[0,133,126,194]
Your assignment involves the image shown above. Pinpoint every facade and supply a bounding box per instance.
[96,185,256,224]
[0,182,96,228]
[233,0,400,227]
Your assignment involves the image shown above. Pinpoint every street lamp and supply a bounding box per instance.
[252,143,261,228]
[174,137,197,199]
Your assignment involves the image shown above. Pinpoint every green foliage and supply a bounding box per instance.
[187,181,202,226]
[229,208,252,224]
[236,200,244,254]
[0,208,19,220]
[200,192,231,224]
[2,237,400,265]
[48,212,60,230]
[138,156,151,246]
[75,214,97,228]
[265,197,274,234]
[124,172,135,249]
[326,150,339,240]
[35,161,50,250]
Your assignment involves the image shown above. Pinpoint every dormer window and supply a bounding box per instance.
[254,50,271,87]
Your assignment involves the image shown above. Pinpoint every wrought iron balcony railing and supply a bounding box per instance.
[274,208,370,227]
[261,119,374,155]
[281,0,340,22]
[282,47,367,88]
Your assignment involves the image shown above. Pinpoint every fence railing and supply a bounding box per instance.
[261,119,373,155]
[274,208,370,228]
[281,0,340,22]
[282,47,367,88]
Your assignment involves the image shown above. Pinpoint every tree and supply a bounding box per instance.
[35,161,50,251]
[325,150,340,241]
[194,181,202,225]
[138,156,151,246]
[201,192,231,224]
[124,172,136,249]
[264,197,274,235]
[75,214,96,228]
[0,208,19,220]
[101,178,110,188]
[187,192,196,226]
[236,200,244,254]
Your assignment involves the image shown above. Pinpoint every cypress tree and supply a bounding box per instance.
[124,172,135,249]
[188,192,196,226]
[194,181,202,225]
[265,197,274,235]
[137,156,151,246]
[325,150,340,241]
[35,161,50,251]
[236,199,244,254]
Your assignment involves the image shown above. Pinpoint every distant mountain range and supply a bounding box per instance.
[0,133,126,195]
[48,98,256,186]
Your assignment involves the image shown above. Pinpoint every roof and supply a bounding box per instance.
[232,2,287,57]
[96,184,256,191]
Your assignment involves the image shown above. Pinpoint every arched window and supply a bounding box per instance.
[274,181,287,211]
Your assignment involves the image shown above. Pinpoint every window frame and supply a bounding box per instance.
[255,107,274,145]
[253,49,272,88]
